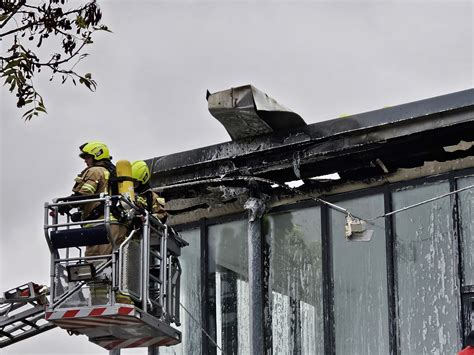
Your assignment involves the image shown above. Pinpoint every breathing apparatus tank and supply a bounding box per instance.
[116,160,135,202]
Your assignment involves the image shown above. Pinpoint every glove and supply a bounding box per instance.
[57,204,72,215]
[70,212,83,222]
[132,215,143,230]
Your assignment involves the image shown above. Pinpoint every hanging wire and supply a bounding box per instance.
[366,183,474,221]
[270,179,474,223]
[179,301,225,354]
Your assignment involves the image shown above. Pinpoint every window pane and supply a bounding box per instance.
[160,229,202,355]
[393,182,461,354]
[329,194,389,354]
[458,176,474,286]
[267,207,324,354]
[208,220,249,355]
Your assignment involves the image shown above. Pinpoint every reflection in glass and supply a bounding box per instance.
[330,194,389,354]
[160,229,202,355]
[393,182,461,354]
[208,220,249,355]
[458,177,474,286]
[266,207,324,354]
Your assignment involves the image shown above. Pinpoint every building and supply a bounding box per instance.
[147,86,474,354]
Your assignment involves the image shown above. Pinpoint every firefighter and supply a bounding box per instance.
[131,160,168,223]
[131,161,168,315]
[64,141,131,304]
[70,141,129,256]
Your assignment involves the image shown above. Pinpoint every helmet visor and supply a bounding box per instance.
[79,152,93,159]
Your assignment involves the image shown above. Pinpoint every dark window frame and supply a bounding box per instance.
[171,166,474,353]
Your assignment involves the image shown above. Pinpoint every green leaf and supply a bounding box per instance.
[3,59,20,70]
[17,70,25,84]
[9,79,16,92]
[22,108,34,117]
[1,69,17,77]
[4,75,14,84]
[76,15,86,29]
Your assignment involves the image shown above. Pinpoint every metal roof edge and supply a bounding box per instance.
[146,88,474,178]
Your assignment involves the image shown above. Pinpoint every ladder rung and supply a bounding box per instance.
[0,329,14,339]
[21,319,39,329]
[149,274,162,284]
[149,250,162,260]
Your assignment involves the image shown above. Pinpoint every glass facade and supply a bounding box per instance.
[266,207,324,354]
[160,229,202,355]
[457,176,474,341]
[172,171,474,354]
[329,194,389,354]
[208,220,249,355]
[393,182,461,354]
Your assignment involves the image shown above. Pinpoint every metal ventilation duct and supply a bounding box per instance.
[207,85,306,140]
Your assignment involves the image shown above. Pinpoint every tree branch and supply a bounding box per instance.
[0,2,91,37]
[0,0,26,29]
[36,36,88,66]
[1,0,106,120]
[0,20,40,37]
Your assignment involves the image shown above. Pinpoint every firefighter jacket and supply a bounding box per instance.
[136,189,168,223]
[72,161,110,219]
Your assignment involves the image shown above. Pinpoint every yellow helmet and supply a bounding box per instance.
[131,160,150,184]
[79,141,111,161]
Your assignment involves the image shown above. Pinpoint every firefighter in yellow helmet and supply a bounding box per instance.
[131,160,168,223]
[71,141,129,256]
[64,141,131,304]
[73,142,113,226]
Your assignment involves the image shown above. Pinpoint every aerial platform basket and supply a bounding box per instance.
[43,194,188,351]
[45,304,181,350]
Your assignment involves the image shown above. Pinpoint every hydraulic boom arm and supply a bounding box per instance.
[0,282,55,348]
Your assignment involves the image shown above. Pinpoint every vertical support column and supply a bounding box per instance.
[45,202,59,305]
[109,349,120,355]
[111,251,116,305]
[201,219,217,355]
[146,215,159,355]
[384,187,398,355]
[450,178,465,345]
[244,191,266,355]
[160,225,169,318]
[321,204,335,354]
[142,211,150,312]
[262,223,272,354]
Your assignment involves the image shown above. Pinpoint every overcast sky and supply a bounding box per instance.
[1,0,473,354]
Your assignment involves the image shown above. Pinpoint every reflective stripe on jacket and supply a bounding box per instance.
[72,166,110,218]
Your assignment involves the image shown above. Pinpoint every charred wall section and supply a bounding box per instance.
[146,88,474,224]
